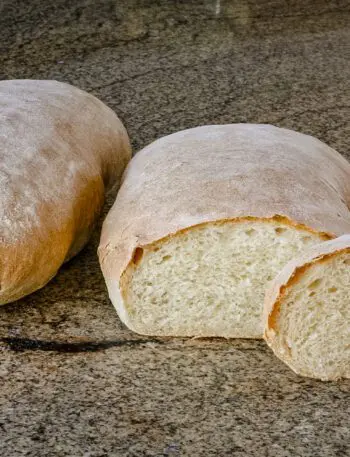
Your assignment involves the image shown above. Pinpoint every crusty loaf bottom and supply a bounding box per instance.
[265,237,350,380]
[117,217,328,338]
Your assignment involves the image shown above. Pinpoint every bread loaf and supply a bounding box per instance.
[264,235,350,380]
[0,79,131,305]
[98,124,350,338]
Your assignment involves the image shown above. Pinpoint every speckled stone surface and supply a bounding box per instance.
[1,1,350,455]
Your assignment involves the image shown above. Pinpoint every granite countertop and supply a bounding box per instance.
[1,1,350,456]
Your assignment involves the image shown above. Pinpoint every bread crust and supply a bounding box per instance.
[98,124,350,332]
[0,79,131,304]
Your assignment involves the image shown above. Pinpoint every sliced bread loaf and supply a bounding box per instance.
[264,235,350,380]
[98,124,350,338]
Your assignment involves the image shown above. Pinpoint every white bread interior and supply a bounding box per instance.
[121,218,325,337]
[264,235,350,380]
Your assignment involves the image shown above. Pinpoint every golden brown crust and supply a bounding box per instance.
[0,79,131,305]
[121,214,332,302]
[136,214,332,252]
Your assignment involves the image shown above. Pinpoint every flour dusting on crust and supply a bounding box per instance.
[0,80,131,305]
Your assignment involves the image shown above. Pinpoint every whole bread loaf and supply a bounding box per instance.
[0,79,131,305]
[98,124,350,338]
[264,235,350,380]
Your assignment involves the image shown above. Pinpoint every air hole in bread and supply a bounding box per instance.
[309,291,316,297]
[275,227,287,234]
[245,228,256,236]
[308,278,322,289]
[132,247,144,265]
[328,286,338,293]
[302,236,312,242]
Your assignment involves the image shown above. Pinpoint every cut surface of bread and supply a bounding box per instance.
[121,218,325,337]
[264,235,350,380]
[99,124,350,338]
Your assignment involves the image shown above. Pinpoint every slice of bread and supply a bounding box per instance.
[98,124,350,338]
[264,235,350,380]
